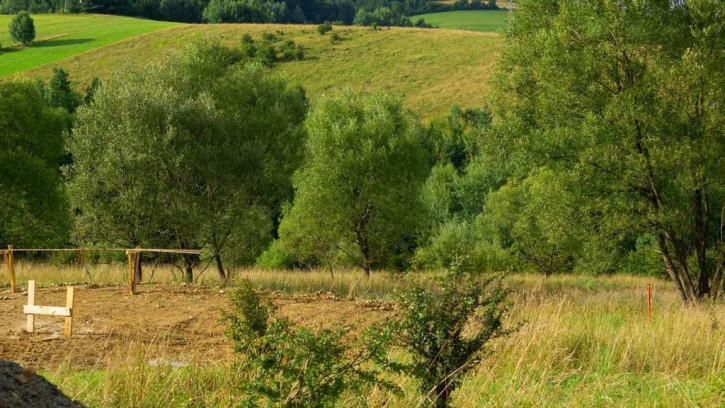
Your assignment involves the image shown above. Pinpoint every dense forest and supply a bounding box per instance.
[0,0,497,25]
[1,0,724,305]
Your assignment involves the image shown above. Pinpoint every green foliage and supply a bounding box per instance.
[621,234,667,278]
[224,279,397,407]
[317,21,332,35]
[83,76,101,104]
[395,258,510,407]
[414,219,487,270]
[68,41,307,280]
[476,169,579,276]
[424,105,491,171]
[491,0,725,301]
[280,89,429,276]
[45,67,81,113]
[237,33,303,66]
[8,11,34,45]
[0,79,70,247]
[255,240,297,270]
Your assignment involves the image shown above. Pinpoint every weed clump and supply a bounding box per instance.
[224,279,397,407]
[393,258,511,407]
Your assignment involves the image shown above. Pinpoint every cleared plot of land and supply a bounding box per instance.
[0,14,178,76]
[416,10,510,32]
[18,23,503,119]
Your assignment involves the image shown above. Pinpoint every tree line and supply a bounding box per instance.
[0,0,497,26]
[1,0,723,303]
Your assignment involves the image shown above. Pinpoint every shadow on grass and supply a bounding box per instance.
[35,38,94,47]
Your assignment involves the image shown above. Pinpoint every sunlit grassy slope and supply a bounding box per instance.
[416,10,511,32]
[0,14,179,76]
[14,22,502,119]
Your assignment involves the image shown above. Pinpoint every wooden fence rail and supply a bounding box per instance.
[2,245,201,295]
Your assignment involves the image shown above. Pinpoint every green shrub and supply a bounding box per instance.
[330,32,340,43]
[317,21,333,35]
[394,258,511,407]
[256,240,296,269]
[622,233,667,277]
[224,279,398,407]
[261,31,277,42]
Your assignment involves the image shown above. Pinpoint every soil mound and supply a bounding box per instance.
[0,360,84,408]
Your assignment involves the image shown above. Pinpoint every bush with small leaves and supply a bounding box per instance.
[224,279,398,407]
[9,11,35,46]
[394,258,511,407]
[317,21,333,35]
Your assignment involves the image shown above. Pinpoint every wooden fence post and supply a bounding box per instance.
[64,286,74,337]
[26,280,35,333]
[8,245,16,293]
[126,250,136,295]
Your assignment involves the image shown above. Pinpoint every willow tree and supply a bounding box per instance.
[280,90,428,277]
[492,0,725,303]
[68,42,307,282]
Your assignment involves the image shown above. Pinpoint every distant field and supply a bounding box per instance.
[416,10,510,32]
[19,23,503,119]
[0,14,178,76]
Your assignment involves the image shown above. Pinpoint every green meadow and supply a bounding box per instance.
[0,14,178,76]
[416,10,510,32]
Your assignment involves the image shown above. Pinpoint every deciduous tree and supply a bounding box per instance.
[280,90,428,277]
[492,0,725,302]
[9,11,35,46]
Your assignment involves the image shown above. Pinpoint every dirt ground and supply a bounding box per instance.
[0,283,394,371]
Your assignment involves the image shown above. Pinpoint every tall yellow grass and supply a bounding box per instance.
[8,266,722,406]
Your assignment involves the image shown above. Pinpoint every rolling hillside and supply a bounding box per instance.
[3,16,503,119]
[0,14,179,76]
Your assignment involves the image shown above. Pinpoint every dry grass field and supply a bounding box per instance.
[2,263,724,406]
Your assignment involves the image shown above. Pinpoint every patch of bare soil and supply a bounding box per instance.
[0,283,394,370]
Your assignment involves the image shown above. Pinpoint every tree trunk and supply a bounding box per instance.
[433,380,452,408]
[320,249,334,279]
[656,233,689,303]
[360,237,371,279]
[694,188,710,297]
[134,250,142,283]
[183,254,194,283]
[213,249,227,284]
[353,200,373,278]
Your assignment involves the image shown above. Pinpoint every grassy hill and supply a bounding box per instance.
[415,10,510,32]
[0,14,179,76]
[2,16,503,119]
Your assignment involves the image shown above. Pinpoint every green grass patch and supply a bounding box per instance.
[0,14,178,76]
[415,10,510,32]
[15,23,502,119]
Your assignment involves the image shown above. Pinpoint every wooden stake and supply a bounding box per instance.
[8,245,16,293]
[63,286,74,338]
[26,280,35,333]
[127,250,136,295]
[647,283,652,324]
